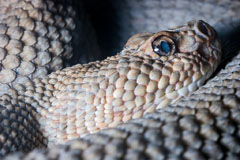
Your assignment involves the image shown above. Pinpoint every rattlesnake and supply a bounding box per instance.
[1,0,240,159]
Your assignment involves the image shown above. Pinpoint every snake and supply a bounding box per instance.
[0,0,240,159]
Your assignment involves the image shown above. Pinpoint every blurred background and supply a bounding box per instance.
[80,0,240,59]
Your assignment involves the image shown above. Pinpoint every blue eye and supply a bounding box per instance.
[152,40,171,56]
[160,41,170,54]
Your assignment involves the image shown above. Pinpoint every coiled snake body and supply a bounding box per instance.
[1,0,240,159]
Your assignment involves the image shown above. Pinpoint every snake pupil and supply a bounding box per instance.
[153,40,171,56]
[160,41,170,54]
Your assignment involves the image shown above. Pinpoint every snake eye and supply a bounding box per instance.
[152,36,175,56]
[160,41,170,53]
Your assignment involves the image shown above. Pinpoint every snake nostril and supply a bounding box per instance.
[198,21,209,36]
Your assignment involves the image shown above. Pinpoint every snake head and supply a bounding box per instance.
[145,20,220,61]
[124,20,221,66]
[123,20,221,106]
[124,19,221,77]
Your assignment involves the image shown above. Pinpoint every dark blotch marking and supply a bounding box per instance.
[198,22,209,36]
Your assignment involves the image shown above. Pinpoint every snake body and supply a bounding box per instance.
[5,50,240,160]
[0,0,101,96]
[0,0,240,159]
[0,19,221,149]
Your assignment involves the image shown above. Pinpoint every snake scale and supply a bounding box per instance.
[0,0,240,159]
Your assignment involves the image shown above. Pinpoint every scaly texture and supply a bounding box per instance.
[4,37,240,160]
[0,0,101,96]
[0,20,221,156]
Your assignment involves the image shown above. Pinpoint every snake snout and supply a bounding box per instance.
[194,20,216,41]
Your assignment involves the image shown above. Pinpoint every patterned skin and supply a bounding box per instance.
[0,20,221,156]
